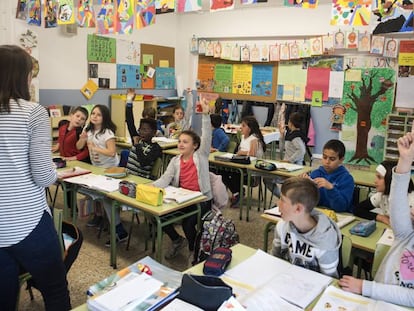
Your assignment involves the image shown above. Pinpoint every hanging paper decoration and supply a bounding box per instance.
[27,0,41,26]
[16,0,28,20]
[330,0,372,26]
[210,0,235,12]
[96,0,115,34]
[44,0,58,28]
[57,0,75,25]
[115,0,134,34]
[330,104,346,131]
[77,0,96,28]
[284,0,318,8]
[175,0,202,12]
[155,0,175,13]
[136,0,156,29]
[241,0,268,4]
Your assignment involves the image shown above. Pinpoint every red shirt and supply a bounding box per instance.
[57,123,89,161]
[179,156,200,192]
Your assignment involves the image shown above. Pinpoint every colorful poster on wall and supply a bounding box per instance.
[330,0,372,26]
[305,67,330,101]
[155,0,175,13]
[214,64,233,93]
[252,65,273,96]
[116,64,141,89]
[27,0,41,26]
[44,0,58,28]
[341,68,395,165]
[284,0,318,8]
[210,0,234,12]
[57,0,75,25]
[115,0,134,34]
[232,64,252,94]
[398,40,414,66]
[96,0,115,34]
[155,67,175,89]
[136,0,156,29]
[175,0,202,12]
[87,34,116,63]
[16,0,28,20]
[77,0,96,27]
[88,62,117,89]
[197,63,215,91]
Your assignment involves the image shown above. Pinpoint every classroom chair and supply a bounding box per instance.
[338,235,353,277]
[126,157,163,251]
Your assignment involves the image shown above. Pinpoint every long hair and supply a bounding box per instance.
[241,116,266,152]
[380,160,414,195]
[89,105,117,137]
[0,45,33,112]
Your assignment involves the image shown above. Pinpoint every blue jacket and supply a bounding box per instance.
[310,165,354,213]
[212,127,229,152]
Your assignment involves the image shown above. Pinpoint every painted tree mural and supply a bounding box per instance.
[342,68,395,165]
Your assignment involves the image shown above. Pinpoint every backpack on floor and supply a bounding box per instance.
[193,211,239,265]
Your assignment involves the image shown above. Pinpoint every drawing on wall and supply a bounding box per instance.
[77,0,96,27]
[57,0,75,25]
[27,0,41,26]
[44,0,58,28]
[155,0,175,13]
[136,0,156,29]
[16,0,28,20]
[96,0,115,34]
[330,0,372,26]
[341,68,395,165]
[175,0,202,12]
[284,0,318,8]
[117,39,140,64]
[210,0,235,11]
[115,0,134,34]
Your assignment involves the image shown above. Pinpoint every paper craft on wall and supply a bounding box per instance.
[284,0,319,8]
[241,0,269,4]
[269,44,280,61]
[197,63,215,91]
[116,64,141,89]
[155,67,175,89]
[214,64,233,93]
[232,64,252,94]
[198,39,206,54]
[210,0,235,11]
[305,67,330,101]
[27,0,41,26]
[342,67,395,165]
[116,39,140,65]
[310,38,323,56]
[45,0,58,28]
[81,80,99,99]
[176,0,202,12]
[330,104,346,131]
[230,44,240,61]
[205,41,215,56]
[213,42,222,58]
[16,0,28,20]
[289,42,300,59]
[96,0,115,34]
[334,30,345,49]
[250,45,260,62]
[358,32,371,52]
[115,0,134,34]
[322,34,334,54]
[371,36,385,54]
[155,0,174,14]
[136,0,156,29]
[383,38,398,58]
[57,0,76,25]
[88,62,117,89]
[330,0,372,26]
[190,36,198,52]
[299,40,311,58]
[346,30,358,49]
[87,34,116,63]
[240,45,250,61]
[252,65,273,96]
[77,0,95,27]
[398,40,414,66]
[221,43,232,60]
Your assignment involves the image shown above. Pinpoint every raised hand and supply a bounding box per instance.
[396,121,414,174]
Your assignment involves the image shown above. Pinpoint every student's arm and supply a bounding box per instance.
[271,222,282,257]
[182,90,193,131]
[152,157,176,188]
[76,131,87,150]
[216,129,229,152]
[353,197,377,220]
[126,92,139,141]
[340,276,414,307]
[93,137,117,157]
[29,105,57,187]
[198,98,212,157]
[237,137,259,156]
[74,145,90,161]
[318,249,339,278]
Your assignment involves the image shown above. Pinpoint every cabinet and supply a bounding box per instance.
[110,94,181,141]
[384,114,414,162]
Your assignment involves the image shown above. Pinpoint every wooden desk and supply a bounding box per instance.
[106,191,207,268]
[349,167,376,188]
[246,162,312,221]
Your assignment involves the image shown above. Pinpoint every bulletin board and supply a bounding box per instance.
[197,56,278,103]
[141,43,175,68]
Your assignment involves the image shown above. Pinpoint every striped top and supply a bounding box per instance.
[0,99,57,247]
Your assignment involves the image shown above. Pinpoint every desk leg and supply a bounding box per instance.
[237,168,244,221]
[154,216,163,262]
[71,185,78,224]
[60,182,69,221]
[110,201,118,269]
[246,170,251,222]
[263,222,275,252]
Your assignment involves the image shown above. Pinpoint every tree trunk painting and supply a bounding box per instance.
[342,68,395,165]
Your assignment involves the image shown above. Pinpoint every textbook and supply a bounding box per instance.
[57,166,91,179]
[64,174,120,192]
[163,186,203,204]
[87,256,182,311]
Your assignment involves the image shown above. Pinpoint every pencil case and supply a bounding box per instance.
[119,180,136,198]
[203,247,232,276]
[349,220,376,237]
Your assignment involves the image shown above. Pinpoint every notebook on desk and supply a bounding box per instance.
[163,186,203,204]
[57,167,91,179]
[64,174,120,192]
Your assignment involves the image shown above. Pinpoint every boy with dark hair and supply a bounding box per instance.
[126,117,162,179]
[305,139,354,213]
[271,177,341,278]
[210,113,229,152]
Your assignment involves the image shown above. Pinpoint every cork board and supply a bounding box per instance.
[140,43,175,68]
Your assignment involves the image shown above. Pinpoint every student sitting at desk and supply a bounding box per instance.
[152,94,212,260]
[222,116,266,208]
[339,129,414,307]
[302,139,354,213]
[125,89,163,142]
[210,113,229,152]
[52,106,90,162]
[77,105,128,245]
[264,112,308,198]
[354,160,414,226]
[165,103,191,139]
[271,177,341,278]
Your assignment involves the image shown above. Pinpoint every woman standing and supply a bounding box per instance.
[0,45,71,310]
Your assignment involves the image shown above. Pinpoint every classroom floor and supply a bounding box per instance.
[18,183,273,310]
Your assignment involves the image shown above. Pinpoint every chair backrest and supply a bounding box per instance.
[151,157,163,180]
[226,140,238,154]
[338,234,353,277]
[119,149,130,168]
[52,208,64,258]
[371,244,391,279]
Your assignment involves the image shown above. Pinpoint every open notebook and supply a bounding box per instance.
[57,167,91,179]
[64,174,120,192]
[163,186,203,204]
